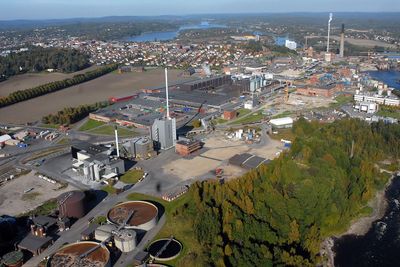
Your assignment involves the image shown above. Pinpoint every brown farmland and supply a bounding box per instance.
[0,68,184,124]
[0,66,100,97]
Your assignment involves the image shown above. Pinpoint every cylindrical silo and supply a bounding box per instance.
[58,191,86,219]
[114,229,136,252]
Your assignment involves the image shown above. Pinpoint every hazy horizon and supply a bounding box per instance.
[1,0,400,20]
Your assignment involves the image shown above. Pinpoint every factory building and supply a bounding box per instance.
[180,75,232,91]
[151,118,177,150]
[354,102,378,113]
[175,139,202,156]
[71,142,126,181]
[354,90,400,106]
[123,137,155,159]
[296,83,342,98]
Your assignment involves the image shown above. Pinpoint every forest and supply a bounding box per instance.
[172,118,400,267]
[0,47,90,81]
[42,101,110,125]
[0,64,118,108]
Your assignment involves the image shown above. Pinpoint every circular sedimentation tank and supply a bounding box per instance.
[2,251,23,267]
[47,241,110,267]
[57,191,86,219]
[148,238,182,262]
[107,201,158,231]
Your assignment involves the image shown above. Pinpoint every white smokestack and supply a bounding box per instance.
[114,126,120,157]
[165,67,170,120]
[327,13,333,53]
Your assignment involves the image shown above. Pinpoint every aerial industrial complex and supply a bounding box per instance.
[0,10,399,267]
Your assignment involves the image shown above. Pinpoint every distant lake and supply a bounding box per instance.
[125,22,227,42]
[367,70,400,90]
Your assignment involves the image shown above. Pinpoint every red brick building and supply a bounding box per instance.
[223,110,237,120]
[175,140,202,156]
[296,84,343,98]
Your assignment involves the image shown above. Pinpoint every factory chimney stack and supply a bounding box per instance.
[339,24,345,58]
[327,13,333,53]
[115,126,120,157]
[165,68,170,120]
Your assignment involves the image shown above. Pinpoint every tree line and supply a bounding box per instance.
[0,47,90,81]
[0,64,118,108]
[42,101,110,125]
[177,118,400,266]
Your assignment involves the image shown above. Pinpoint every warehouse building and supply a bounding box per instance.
[269,117,294,129]
[180,75,232,91]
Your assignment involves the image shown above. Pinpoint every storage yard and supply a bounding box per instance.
[0,171,74,216]
[162,131,282,180]
[0,68,184,124]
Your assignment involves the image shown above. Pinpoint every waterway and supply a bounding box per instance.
[367,70,400,90]
[334,175,400,267]
[125,22,227,42]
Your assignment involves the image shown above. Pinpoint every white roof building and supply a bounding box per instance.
[0,134,12,144]
[270,117,294,128]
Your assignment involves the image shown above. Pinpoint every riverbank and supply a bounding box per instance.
[321,171,396,267]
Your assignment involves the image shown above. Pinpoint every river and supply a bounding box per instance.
[124,22,227,42]
[334,175,400,267]
[367,71,400,90]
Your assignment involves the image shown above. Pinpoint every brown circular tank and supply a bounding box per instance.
[2,251,23,267]
[47,241,110,267]
[57,191,86,219]
[107,201,158,230]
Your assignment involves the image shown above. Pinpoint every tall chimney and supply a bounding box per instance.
[327,13,333,53]
[339,24,345,58]
[165,68,170,120]
[114,126,120,157]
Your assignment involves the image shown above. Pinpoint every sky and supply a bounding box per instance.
[0,0,399,20]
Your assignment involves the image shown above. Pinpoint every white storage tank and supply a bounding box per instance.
[95,224,117,242]
[114,229,137,252]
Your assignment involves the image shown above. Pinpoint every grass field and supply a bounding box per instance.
[18,199,57,217]
[270,128,296,142]
[87,125,137,137]
[330,95,353,109]
[119,170,143,184]
[101,185,117,195]
[271,110,293,119]
[229,111,265,125]
[0,68,186,124]
[126,193,205,267]
[78,119,106,131]
[377,106,400,119]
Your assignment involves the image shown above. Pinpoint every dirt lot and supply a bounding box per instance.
[0,171,75,216]
[0,68,184,124]
[0,66,99,97]
[163,132,282,180]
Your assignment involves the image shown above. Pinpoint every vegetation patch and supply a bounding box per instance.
[151,119,400,266]
[88,125,136,137]
[377,105,400,119]
[101,185,117,195]
[21,192,41,201]
[79,119,106,131]
[18,199,57,217]
[120,170,144,184]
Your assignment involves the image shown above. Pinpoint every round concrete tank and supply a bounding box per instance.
[95,224,117,242]
[57,191,86,219]
[2,251,23,267]
[107,201,158,231]
[148,238,182,262]
[47,241,110,267]
[114,229,137,253]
